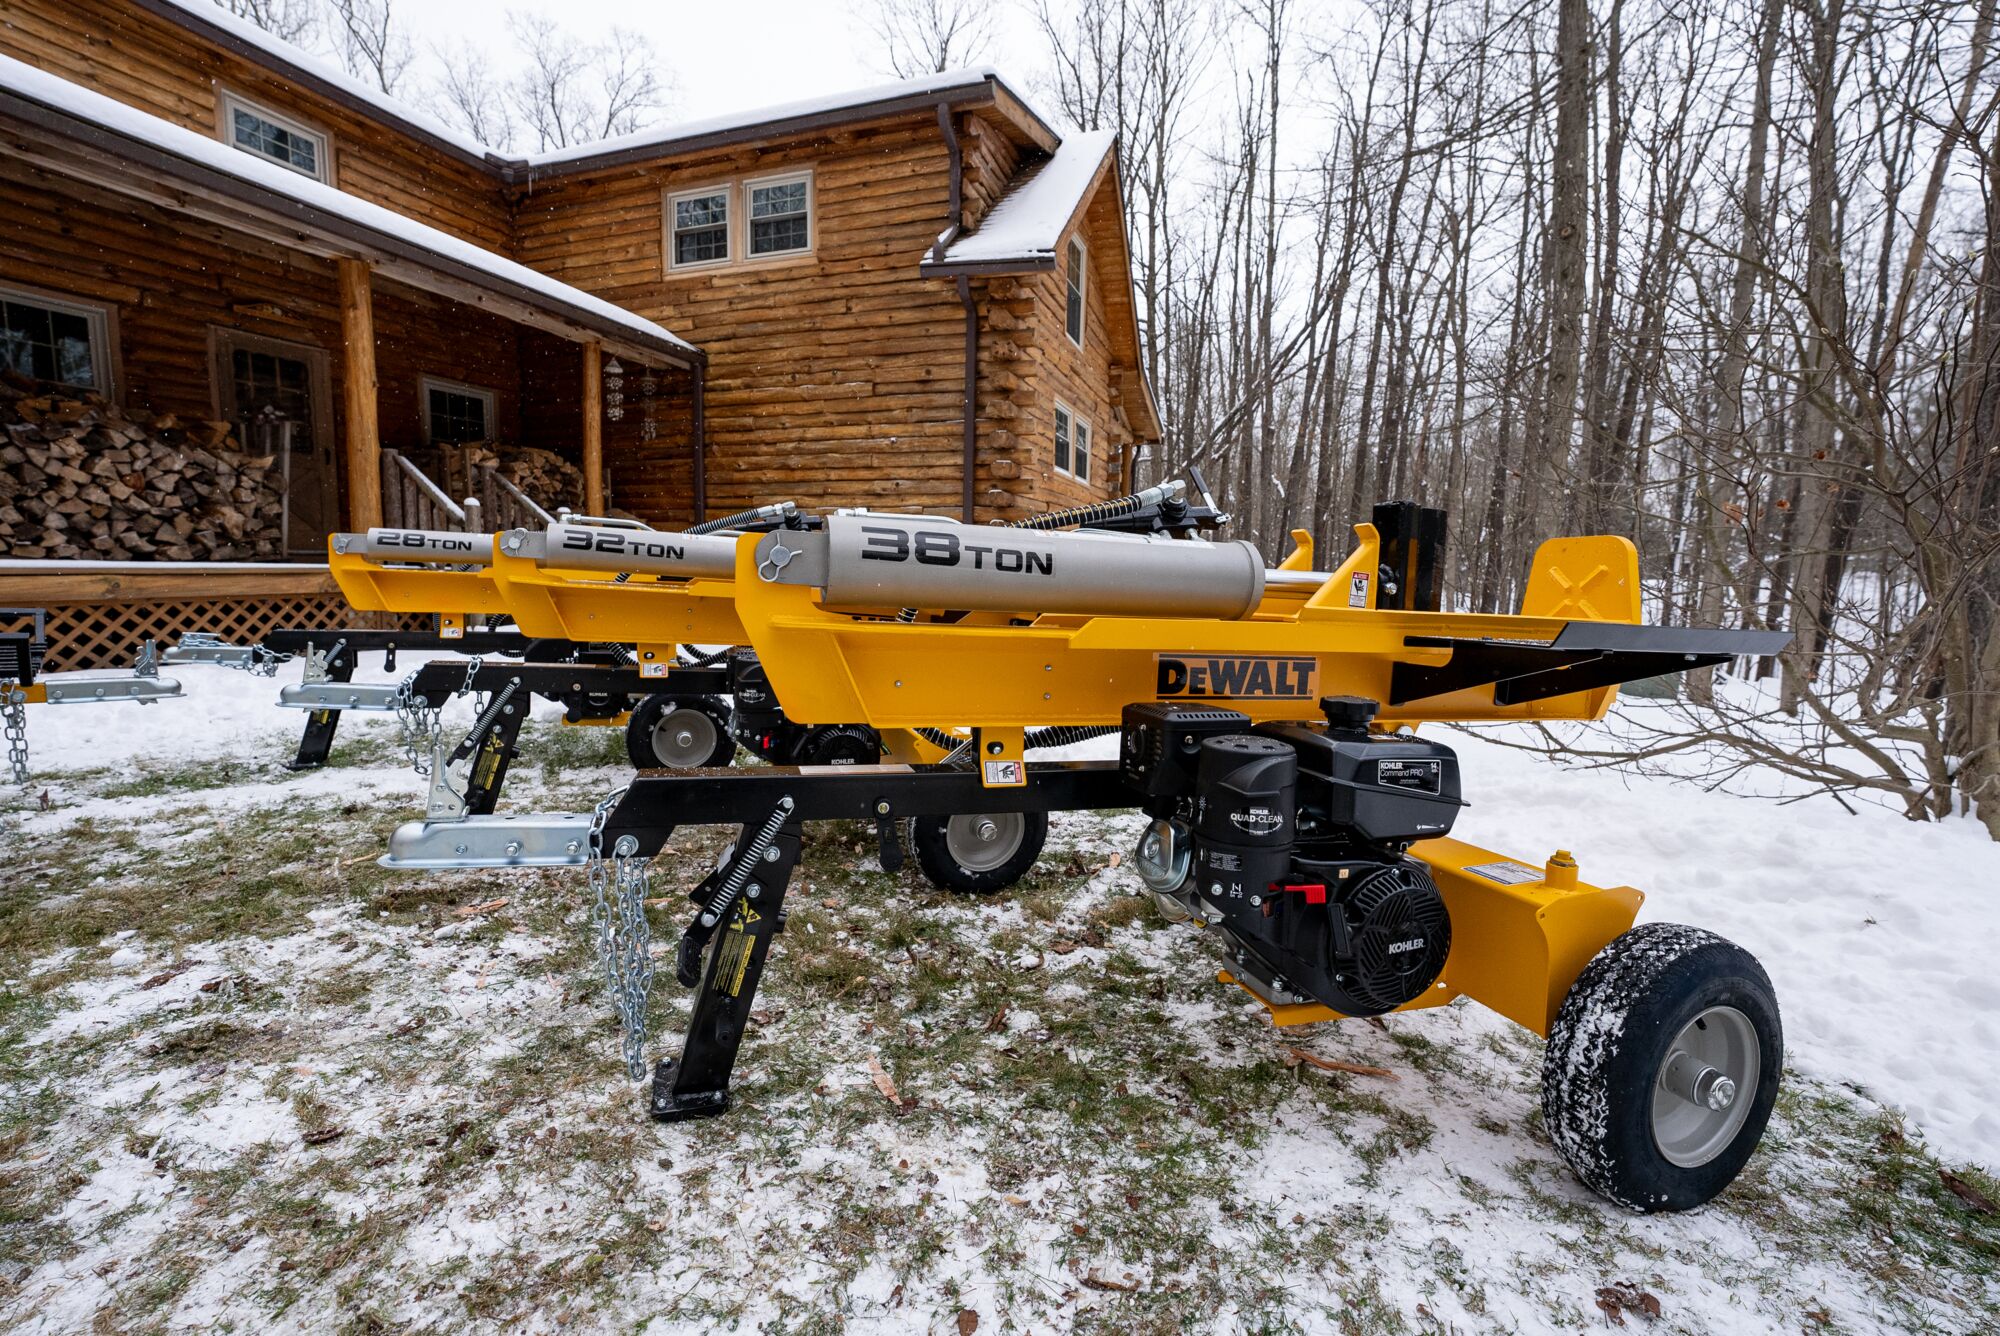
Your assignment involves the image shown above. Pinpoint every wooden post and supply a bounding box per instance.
[337,258,382,531]
[582,341,605,515]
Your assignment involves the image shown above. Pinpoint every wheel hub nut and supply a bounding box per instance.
[1662,1050,1737,1110]
[975,819,999,841]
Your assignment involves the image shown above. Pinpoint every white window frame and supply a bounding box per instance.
[1055,400,1094,483]
[0,281,116,398]
[667,183,735,271]
[220,89,331,183]
[419,375,497,445]
[743,169,815,261]
[1065,236,1087,348]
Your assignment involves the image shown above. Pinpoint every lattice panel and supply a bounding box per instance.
[3,597,420,672]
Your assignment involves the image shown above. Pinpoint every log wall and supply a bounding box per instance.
[0,0,511,250]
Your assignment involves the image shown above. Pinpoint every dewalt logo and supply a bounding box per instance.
[1154,654,1319,700]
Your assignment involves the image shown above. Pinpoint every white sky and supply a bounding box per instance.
[394,0,1056,138]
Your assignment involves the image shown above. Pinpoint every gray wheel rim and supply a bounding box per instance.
[650,707,718,767]
[1651,1004,1760,1168]
[943,812,1025,873]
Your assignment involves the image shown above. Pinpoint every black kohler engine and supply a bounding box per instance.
[1122,696,1460,1017]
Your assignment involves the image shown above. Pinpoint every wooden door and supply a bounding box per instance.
[212,330,337,554]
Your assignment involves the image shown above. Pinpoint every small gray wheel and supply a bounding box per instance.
[1652,1005,1760,1168]
[650,707,719,768]
[624,694,735,769]
[912,810,1047,893]
[947,813,1026,872]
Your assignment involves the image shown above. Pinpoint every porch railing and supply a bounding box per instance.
[379,448,556,534]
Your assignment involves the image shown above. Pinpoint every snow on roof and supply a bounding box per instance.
[930,130,1117,269]
[522,67,1017,169]
[148,0,495,161]
[138,7,1041,176]
[0,53,696,361]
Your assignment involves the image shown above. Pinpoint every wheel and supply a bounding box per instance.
[911,811,1047,894]
[624,694,736,769]
[799,724,880,766]
[1541,922,1782,1213]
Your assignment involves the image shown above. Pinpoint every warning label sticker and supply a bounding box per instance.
[1348,571,1371,608]
[1465,861,1543,886]
[982,759,1024,787]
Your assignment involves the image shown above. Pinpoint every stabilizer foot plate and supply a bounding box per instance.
[278,682,401,711]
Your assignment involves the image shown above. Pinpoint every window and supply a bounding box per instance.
[1055,404,1072,475]
[747,173,812,257]
[664,171,815,273]
[1073,415,1092,484]
[1065,237,1086,347]
[0,285,111,393]
[221,91,329,182]
[670,188,731,268]
[421,376,496,444]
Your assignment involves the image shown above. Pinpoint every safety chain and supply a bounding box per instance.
[392,654,489,776]
[179,631,293,677]
[393,669,445,776]
[2,680,27,787]
[587,787,655,1081]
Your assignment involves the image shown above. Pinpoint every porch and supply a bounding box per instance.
[0,56,705,665]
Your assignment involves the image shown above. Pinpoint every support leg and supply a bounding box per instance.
[650,823,802,1121]
[286,653,355,770]
[462,695,527,817]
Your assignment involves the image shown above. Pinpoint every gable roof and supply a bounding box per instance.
[922,130,1117,275]
[0,52,698,367]
[131,1,1055,179]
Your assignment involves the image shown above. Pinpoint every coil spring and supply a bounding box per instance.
[1009,492,1148,532]
[1024,724,1119,751]
[688,501,797,535]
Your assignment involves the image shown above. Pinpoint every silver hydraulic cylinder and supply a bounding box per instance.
[499,523,740,580]
[333,529,497,563]
[759,514,1267,620]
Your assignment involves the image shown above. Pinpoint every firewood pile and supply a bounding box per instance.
[0,379,286,561]
[441,441,585,514]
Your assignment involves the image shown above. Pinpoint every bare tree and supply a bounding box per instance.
[211,0,315,45]
[504,13,671,153]
[328,0,413,95]
[869,0,995,78]
[427,38,514,149]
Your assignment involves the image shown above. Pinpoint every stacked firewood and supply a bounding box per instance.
[451,442,585,514]
[0,380,285,561]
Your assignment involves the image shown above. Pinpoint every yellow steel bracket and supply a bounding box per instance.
[1277,529,1315,572]
[327,543,510,619]
[17,683,47,704]
[1225,836,1642,1037]
[634,644,679,679]
[1306,523,1379,612]
[1520,534,1643,718]
[973,726,1027,788]
[438,612,464,639]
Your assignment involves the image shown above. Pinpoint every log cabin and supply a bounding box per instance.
[0,0,1161,665]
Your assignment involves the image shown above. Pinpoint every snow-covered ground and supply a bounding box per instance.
[3,667,1997,1333]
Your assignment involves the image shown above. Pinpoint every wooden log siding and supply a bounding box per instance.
[0,159,695,535]
[0,0,513,251]
[1001,184,1140,514]
[513,116,1057,521]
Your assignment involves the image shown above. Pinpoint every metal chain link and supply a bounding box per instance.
[2,681,27,787]
[586,787,655,1081]
[393,669,445,777]
[177,632,293,677]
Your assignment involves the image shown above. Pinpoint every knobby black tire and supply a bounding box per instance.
[1541,922,1782,1213]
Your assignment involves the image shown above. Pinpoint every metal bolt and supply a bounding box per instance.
[1249,894,1262,907]
[975,819,999,841]
[874,801,891,816]
[454,843,469,855]
[762,846,781,862]
[504,841,522,857]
